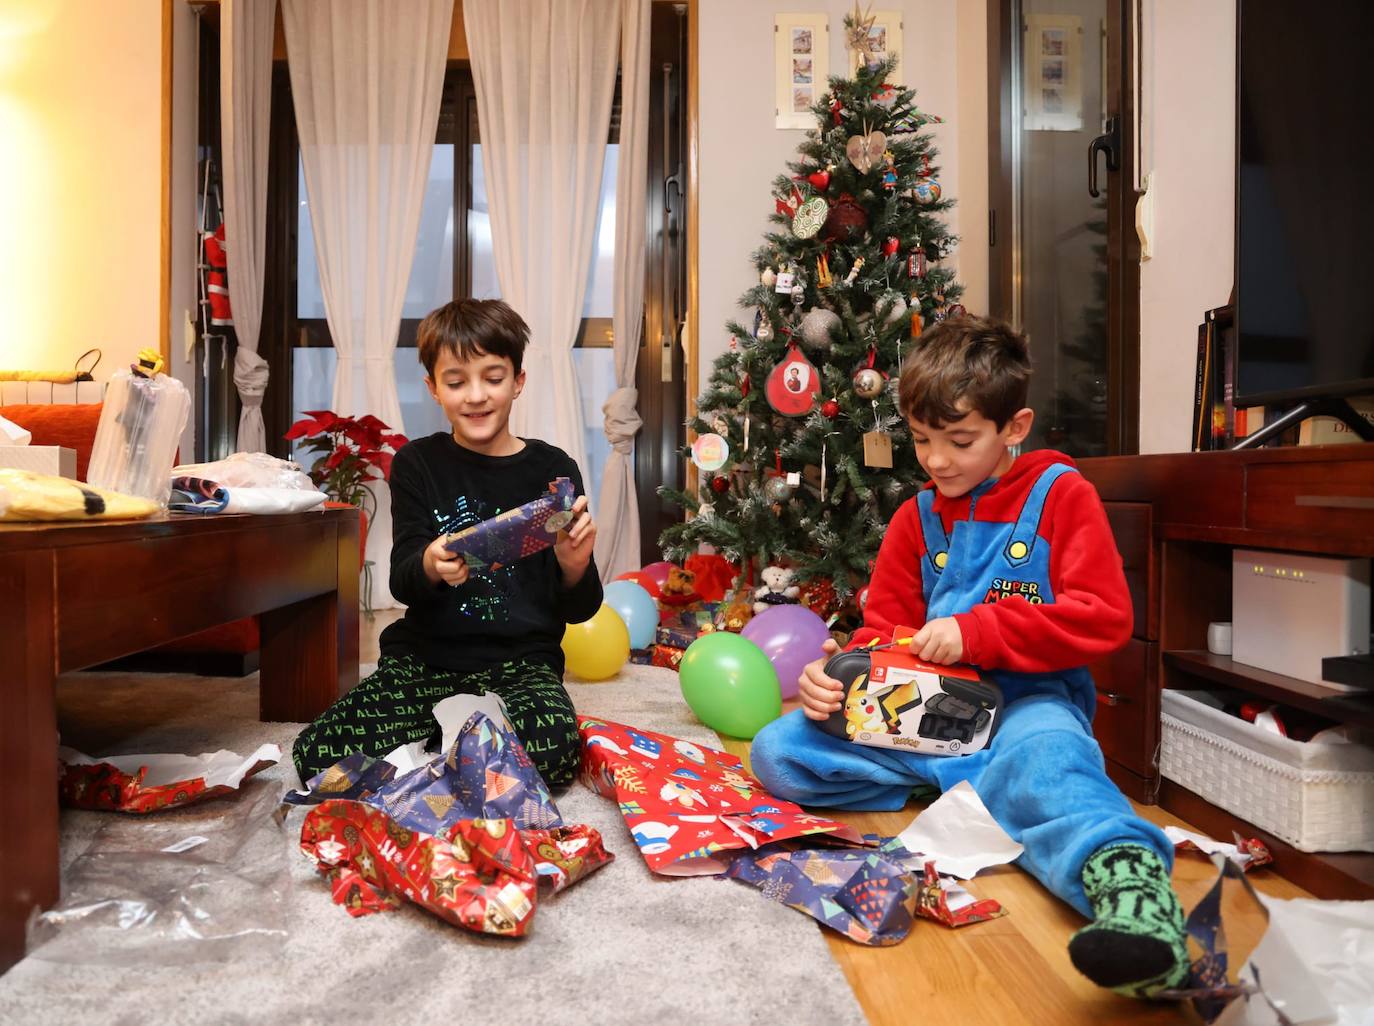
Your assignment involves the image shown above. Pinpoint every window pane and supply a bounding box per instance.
[297,145,456,321]
[574,347,617,504]
[469,144,618,317]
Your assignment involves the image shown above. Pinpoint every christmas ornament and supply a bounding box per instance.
[696,502,715,520]
[845,128,887,174]
[710,475,730,494]
[853,368,884,399]
[822,194,869,243]
[816,253,833,288]
[913,180,942,204]
[882,237,900,257]
[764,476,795,503]
[910,304,924,337]
[821,398,840,419]
[872,83,898,107]
[710,414,730,436]
[740,373,751,398]
[757,317,774,343]
[947,303,968,319]
[881,152,898,191]
[775,266,796,293]
[829,95,846,126]
[790,284,806,319]
[760,267,777,288]
[764,342,822,416]
[800,307,842,349]
[775,185,803,217]
[843,2,879,64]
[907,247,927,279]
[792,197,829,239]
[879,292,908,326]
[691,432,730,472]
[807,166,832,190]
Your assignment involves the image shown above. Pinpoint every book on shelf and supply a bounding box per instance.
[1191,305,1235,451]
[1298,394,1374,446]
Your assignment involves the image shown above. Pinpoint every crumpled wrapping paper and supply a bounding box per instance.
[578,715,864,875]
[59,744,281,813]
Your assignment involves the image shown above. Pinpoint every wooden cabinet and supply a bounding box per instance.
[1077,444,1374,900]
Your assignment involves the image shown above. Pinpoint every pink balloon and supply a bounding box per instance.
[740,604,832,700]
[640,561,676,588]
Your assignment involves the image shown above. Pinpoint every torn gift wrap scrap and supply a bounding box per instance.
[292,698,611,936]
[59,744,280,813]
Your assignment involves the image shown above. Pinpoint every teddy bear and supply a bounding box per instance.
[753,564,801,615]
[657,566,699,607]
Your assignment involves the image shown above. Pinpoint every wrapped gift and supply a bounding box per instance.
[628,648,655,665]
[651,644,685,670]
[579,716,864,875]
[443,477,576,572]
[655,623,702,650]
[59,744,280,813]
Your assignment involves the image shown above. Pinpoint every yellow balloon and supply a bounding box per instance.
[561,603,631,681]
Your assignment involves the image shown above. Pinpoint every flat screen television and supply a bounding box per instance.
[1235,0,1374,409]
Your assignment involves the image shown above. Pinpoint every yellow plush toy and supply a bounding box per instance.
[0,469,158,522]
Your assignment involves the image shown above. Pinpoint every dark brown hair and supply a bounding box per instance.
[897,314,1031,429]
[417,299,530,378]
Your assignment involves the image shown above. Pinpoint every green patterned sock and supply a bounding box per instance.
[1068,844,1189,999]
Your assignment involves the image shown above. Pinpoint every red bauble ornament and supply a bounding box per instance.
[882,237,900,257]
[807,168,831,190]
[822,194,869,243]
[710,475,730,494]
[821,399,840,419]
[740,374,751,398]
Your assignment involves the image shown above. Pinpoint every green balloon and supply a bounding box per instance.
[678,631,782,739]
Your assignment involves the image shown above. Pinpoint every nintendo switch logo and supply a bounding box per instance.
[871,666,886,683]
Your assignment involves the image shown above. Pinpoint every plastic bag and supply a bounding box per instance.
[171,452,317,492]
[87,363,191,507]
[25,781,291,966]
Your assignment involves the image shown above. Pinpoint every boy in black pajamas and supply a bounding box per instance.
[292,299,603,789]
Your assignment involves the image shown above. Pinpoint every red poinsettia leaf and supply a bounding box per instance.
[303,410,339,425]
[324,445,350,470]
[284,417,327,441]
[341,422,372,446]
[382,433,409,449]
[353,414,387,432]
[371,451,394,479]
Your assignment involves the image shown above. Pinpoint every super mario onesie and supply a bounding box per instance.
[750,450,1174,916]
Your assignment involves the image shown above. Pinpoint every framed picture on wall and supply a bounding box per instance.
[775,13,829,130]
[851,9,903,85]
[1024,14,1083,131]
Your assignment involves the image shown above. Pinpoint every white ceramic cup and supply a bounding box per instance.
[1207,621,1233,656]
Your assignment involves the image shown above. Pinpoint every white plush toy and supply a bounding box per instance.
[753,564,801,615]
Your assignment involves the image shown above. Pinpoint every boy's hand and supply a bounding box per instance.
[423,535,469,588]
[798,639,843,721]
[555,495,596,587]
[912,617,963,664]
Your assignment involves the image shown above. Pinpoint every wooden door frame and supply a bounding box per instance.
[986,0,1141,455]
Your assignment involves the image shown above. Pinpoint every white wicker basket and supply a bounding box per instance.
[1160,690,1374,852]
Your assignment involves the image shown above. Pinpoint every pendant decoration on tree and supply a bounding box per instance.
[801,307,842,349]
[946,303,968,320]
[765,341,822,417]
[792,197,829,239]
[843,1,879,65]
[845,126,887,175]
[709,474,730,495]
[881,151,898,192]
[822,193,870,243]
[908,247,927,279]
[691,432,730,472]
[740,372,750,398]
[844,256,865,286]
[763,449,797,504]
[816,253,833,288]
[774,266,796,293]
[910,300,924,338]
[852,347,886,400]
[807,165,833,190]
[775,184,804,218]
[757,316,774,343]
[760,267,777,288]
[697,502,715,520]
[882,236,900,258]
[879,291,908,326]
[790,283,806,318]
[913,180,942,205]
[821,397,840,419]
[829,95,846,126]
[872,83,898,108]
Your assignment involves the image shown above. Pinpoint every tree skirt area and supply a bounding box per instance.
[0,663,866,1026]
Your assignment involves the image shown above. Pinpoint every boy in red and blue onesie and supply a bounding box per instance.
[750,316,1189,999]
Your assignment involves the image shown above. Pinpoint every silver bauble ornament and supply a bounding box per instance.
[801,308,842,348]
[853,368,885,399]
[757,319,774,342]
[764,477,795,503]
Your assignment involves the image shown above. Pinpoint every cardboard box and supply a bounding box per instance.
[0,446,77,479]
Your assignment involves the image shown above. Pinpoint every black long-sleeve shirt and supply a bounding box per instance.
[379,432,603,675]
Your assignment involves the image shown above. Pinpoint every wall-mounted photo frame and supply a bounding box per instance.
[851,9,903,86]
[775,13,829,130]
[1023,13,1083,132]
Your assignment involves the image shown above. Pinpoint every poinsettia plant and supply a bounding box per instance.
[284,410,408,521]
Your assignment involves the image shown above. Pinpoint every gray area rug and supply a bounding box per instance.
[0,663,867,1026]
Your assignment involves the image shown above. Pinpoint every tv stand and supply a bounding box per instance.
[1233,395,1374,449]
[1078,445,1374,900]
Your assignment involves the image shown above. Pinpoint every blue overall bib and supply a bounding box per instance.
[750,464,1172,915]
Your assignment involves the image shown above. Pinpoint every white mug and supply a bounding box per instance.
[1207,621,1233,656]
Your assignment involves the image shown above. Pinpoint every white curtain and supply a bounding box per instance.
[594,0,650,581]
[464,0,621,479]
[283,0,452,610]
[221,0,275,453]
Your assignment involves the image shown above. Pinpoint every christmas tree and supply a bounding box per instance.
[659,34,964,605]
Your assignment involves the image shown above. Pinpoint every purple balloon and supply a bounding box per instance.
[740,604,832,700]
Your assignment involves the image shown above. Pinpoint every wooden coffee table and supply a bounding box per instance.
[0,508,360,972]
